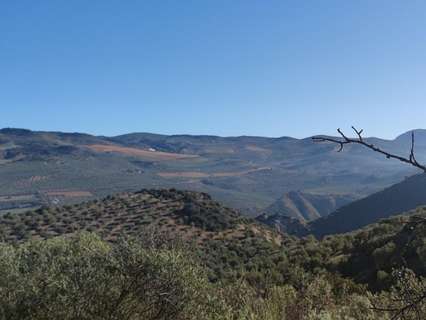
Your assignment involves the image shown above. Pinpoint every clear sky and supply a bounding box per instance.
[1,1,426,138]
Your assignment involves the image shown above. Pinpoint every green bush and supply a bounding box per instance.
[0,232,420,319]
[0,233,225,320]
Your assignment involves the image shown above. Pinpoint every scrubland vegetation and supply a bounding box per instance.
[0,189,425,319]
[0,232,424,320]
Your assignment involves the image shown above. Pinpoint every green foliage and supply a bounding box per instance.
[0,233,225,320]
[178,199,243,232]
[0,233,409,320]
[0,189,425,319]
[372,269,426,320]
[289,208,426,291]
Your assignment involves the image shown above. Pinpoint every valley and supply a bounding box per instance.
[1,129,426,319]
[1,128,425,219]
[4,2,426,317]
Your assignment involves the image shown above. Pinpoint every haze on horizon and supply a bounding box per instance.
[2,1,426,139]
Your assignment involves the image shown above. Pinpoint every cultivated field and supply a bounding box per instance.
[158,167,272,178]
[85,144,198,161]
[44,190,93,197]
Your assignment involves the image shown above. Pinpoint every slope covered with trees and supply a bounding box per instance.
[0,189,290,284]
[0,188,425,319]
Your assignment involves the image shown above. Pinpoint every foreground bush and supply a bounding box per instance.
[0,233,225,320]
[0,233,423,319]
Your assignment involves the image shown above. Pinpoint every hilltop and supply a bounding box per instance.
[0,189,288,282]
[0,189,280,243]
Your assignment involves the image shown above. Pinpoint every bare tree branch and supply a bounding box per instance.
[315,126,426,319]
[371,269,426,320]
[312,127,426,172]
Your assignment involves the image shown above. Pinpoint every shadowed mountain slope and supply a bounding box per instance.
[308,173,426,237]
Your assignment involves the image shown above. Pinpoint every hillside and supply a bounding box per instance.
[256,214,309,234]
[2,207,425,320]
[0,189,276,242]
[0,189,289,282]
[259,191,355,222]
[1,127,425,217]
[307,173,426,237]
[1,187,425,291]
[312,207,426,290]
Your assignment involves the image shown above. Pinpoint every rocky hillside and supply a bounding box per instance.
[260,191,355,222]
[256,173,426,241]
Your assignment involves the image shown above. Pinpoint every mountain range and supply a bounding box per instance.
[1,127,425,219]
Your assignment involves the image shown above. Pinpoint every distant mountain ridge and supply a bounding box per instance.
[0,127,425,216]
[395,129,426,144]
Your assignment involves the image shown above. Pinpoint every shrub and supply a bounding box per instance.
[0,233,226,320]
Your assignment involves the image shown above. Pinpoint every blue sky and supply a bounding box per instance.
[1,1,426,138]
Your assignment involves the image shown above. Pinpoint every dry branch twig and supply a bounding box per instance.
[312,127,426,172]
